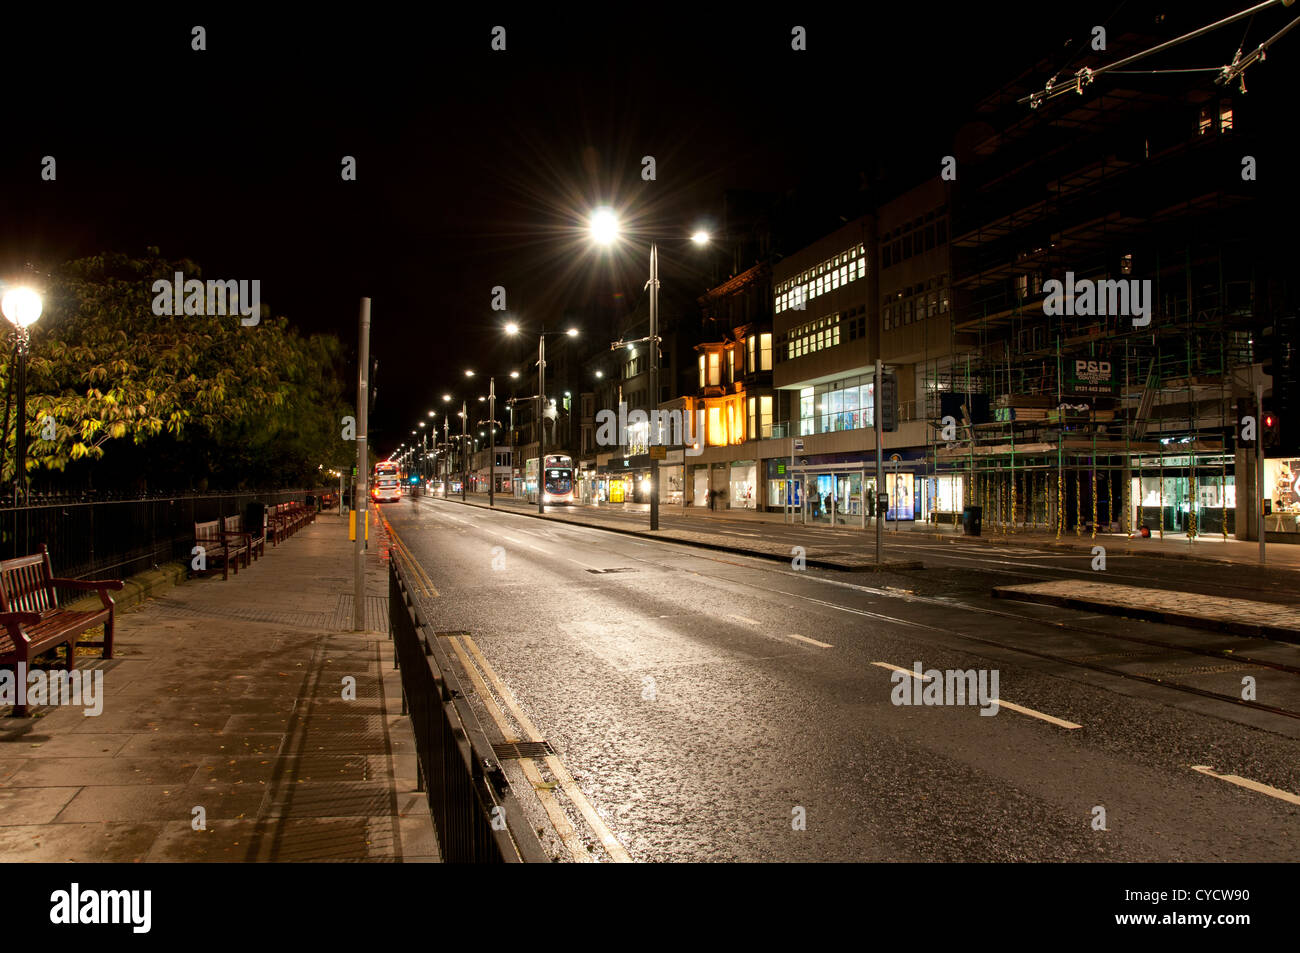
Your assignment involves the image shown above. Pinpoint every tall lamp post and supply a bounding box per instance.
[2,287,43,505]
[460,399,468,501]
[506,323,577,513]
[466,369,518,508]
[589,210,666,530]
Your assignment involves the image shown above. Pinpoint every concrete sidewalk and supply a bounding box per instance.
[0,513,437,862]
[995,580,1300,644]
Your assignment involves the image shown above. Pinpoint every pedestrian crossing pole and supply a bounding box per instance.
[354,297,371,631]
[1257,383,1266,565]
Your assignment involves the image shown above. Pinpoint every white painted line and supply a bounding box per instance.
[730,614,761,626]
[991,699,1082,730]
[871,662,930,680]
[788,633,833,648]
[1191,765,1300,806]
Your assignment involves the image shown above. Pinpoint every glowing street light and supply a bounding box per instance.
[589,207,619,246]
[1,285,43,501]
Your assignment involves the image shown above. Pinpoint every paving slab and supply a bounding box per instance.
[994,579,1300,643]
[0,514,438,862]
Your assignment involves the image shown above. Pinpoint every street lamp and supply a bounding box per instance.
[506,322,578,513]
[2,286,44,503]
[588,209,663,530]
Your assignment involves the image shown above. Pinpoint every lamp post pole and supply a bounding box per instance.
[649,243,660,531]
[13,326,30,505]
[353,297,370,632]
[461,399,468,501]
[489,376,496,508]
[538,327,546,514]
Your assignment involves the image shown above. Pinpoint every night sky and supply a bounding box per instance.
[0,3,1273,455]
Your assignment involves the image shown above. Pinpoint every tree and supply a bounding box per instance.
[0,249,353,491]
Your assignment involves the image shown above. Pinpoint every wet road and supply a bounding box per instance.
[384,495,1300,862]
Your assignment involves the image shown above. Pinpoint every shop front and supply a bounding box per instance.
[729,460,758,510]
[661,450,685,506]
[1264,456,1300,535]
[1131,452,1236,537]
[766,459,802,513]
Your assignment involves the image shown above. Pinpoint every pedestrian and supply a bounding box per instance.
[705,489,712,510]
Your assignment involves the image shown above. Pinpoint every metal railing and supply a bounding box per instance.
[388,556,548,863]
[0,488,330,582]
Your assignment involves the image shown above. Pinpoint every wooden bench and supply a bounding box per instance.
[268,501,313,545]
[0,545,124,717]
[223,514,265,562]
[192,520,248,580]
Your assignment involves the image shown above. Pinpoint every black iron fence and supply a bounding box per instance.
[0,488,331,581]
[388,555,547,863]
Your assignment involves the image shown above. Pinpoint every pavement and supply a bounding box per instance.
[0,512,437,863]
[996,580,1300,644]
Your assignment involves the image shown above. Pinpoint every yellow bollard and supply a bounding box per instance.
[348,510,370,541]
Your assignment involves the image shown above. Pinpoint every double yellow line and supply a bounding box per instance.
[382,515,438,599]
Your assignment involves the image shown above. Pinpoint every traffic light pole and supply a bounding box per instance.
[875,358,884,565]
[1257,383,1266,565]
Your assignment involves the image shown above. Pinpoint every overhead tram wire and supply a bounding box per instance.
[1020,0,1299,108]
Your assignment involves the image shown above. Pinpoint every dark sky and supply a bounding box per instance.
[0,3,1274,456]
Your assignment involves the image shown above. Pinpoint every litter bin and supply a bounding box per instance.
[962,505,982,536]
[245,502,267,541]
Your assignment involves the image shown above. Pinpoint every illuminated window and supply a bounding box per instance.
[1198,107,1212,136]
[1219,102,1233,132]
[707,351,721,386]
[760,333,772,370]
[698,354,705,388]
[749,335,756,373]
[727,348,735,382]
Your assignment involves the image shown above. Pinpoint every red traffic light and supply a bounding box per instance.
[1265,414,1277,428]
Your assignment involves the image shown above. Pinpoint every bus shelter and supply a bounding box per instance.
[786,462,872,528]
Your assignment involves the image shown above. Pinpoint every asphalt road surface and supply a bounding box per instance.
[383,494,1300,862]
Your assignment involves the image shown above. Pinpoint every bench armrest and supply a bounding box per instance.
[0,610,44,642]
[49,577,123,609]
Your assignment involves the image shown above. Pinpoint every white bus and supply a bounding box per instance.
[371,461,402,503]
[525,454,575,504]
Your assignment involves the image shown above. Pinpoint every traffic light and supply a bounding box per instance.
[1263,412,1281,449]
[1262,313,1297,453]
[879,372,899,432]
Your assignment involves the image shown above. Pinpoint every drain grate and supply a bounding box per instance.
[586,568,637,574]
[492,740,555,760]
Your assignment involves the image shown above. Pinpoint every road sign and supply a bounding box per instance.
[793,438,805,451]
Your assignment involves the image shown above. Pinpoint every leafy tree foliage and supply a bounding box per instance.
[0,250,353,491]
